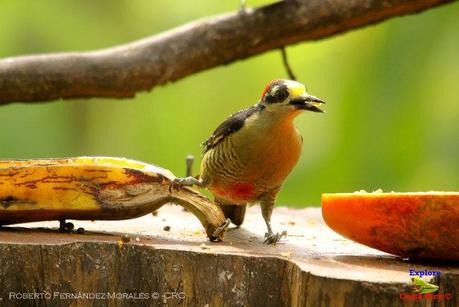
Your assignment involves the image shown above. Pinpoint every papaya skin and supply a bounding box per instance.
[322,192,459,260]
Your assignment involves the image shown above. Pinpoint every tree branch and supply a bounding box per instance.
[0,0,455,104]
[280,47,297,81]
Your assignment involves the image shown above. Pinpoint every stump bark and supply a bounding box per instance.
[0,206,457,306]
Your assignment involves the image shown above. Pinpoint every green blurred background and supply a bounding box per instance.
[1,1,458,206]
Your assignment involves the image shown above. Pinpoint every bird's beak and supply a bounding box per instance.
[289,95,325,112]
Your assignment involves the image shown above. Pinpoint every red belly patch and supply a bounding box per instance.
[231,183,255,199]
[212,182,255,202]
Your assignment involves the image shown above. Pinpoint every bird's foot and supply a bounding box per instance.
[263,230,287,245]
[169,176,200,193]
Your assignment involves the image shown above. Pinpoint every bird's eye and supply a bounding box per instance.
[274,88,289,102]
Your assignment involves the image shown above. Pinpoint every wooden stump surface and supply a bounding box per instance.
[0,205,457,307]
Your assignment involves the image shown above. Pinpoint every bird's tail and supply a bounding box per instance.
[216,198,247,226]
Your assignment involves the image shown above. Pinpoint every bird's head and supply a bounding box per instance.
[259,79,325,116]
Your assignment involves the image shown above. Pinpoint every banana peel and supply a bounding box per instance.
[0,157,228,241]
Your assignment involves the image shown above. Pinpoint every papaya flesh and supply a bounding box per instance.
[321,192,459,260]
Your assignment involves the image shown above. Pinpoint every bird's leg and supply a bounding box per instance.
[261,193,287,245]
[169,176,206,193]
[169,155,208,192]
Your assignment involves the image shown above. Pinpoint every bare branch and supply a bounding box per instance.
[0,0,455,104]
[280,48,297,81]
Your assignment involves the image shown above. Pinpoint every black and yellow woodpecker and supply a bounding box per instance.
[171,79,325,244]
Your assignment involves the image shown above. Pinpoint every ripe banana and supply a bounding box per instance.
[0,157,228,241]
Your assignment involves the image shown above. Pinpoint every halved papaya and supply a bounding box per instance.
[321,192,459,260]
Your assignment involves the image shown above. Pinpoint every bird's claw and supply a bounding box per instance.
[169,176,201,193]
[263,230,287,245]
[169,178,184,193]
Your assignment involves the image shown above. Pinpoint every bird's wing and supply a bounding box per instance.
[202,104,262,152]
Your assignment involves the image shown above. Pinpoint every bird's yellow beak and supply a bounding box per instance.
[289,94,325,112]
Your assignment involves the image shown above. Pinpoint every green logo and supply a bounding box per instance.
[411,276,439,294]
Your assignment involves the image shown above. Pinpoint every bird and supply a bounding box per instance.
[171,79,324,244]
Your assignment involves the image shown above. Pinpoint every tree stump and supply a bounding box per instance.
[0,205,457,306]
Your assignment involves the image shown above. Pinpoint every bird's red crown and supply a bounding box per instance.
[260,79,281,99]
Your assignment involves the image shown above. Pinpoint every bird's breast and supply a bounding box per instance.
[202,115,303,203]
